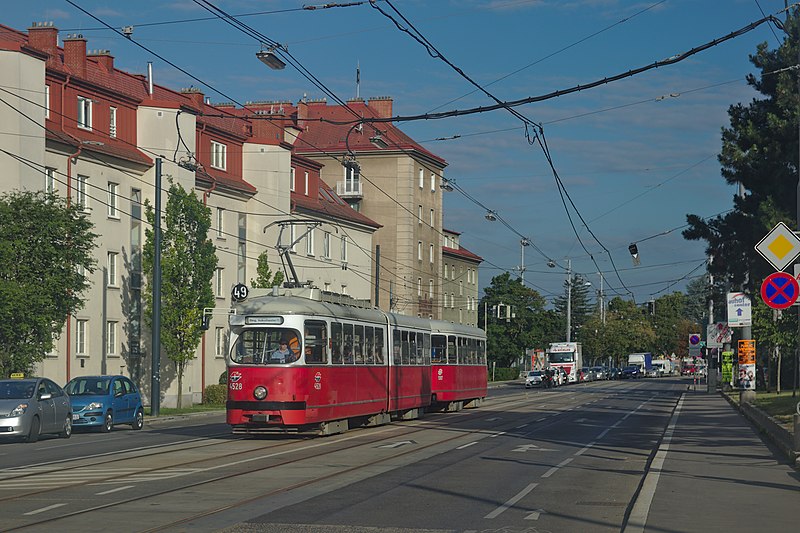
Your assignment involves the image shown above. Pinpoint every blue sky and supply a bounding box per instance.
[5,0,790,305]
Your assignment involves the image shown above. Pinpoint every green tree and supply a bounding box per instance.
[0,190,97,376]
[250,249,284,288]
[479,273,552,368]
[553,274,594,343]
[142,181,217,408]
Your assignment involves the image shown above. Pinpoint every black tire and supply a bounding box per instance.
[131,408,144,430]
[26,416,40,443]
[59,415,72,439]
[100,411,113,433]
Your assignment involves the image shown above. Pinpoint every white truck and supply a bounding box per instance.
[628,352,653,372]
[546,342,583,384]
[651,359,672,376]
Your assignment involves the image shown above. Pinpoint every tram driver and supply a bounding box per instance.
[270,339,293,363]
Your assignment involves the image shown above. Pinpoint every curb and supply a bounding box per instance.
[721,391,798,466]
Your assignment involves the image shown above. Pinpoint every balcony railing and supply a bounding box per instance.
[336,181,363,198]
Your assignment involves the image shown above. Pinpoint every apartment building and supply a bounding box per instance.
[442,229,482,327]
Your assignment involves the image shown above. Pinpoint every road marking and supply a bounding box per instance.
[536,417,547,422]
[456,442,478,450]
[515,424,528,429]
[489,431,505,438]
[624,394,684,533]
[597,428,610,439]
[513,444,556,453]
[378,440,416,448]
[574,441,596,456]
[486,417,501,422]
[96,485,134,495]
[525,508,546,520]
[485,482,538,519]
[24,503,66,515]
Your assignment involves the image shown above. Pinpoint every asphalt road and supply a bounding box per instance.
[0,377,796,533]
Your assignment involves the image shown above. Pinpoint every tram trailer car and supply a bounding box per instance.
[226,287,487,436]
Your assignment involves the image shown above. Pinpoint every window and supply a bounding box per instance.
[45,167,55,194]
[460,280,463,296]
[44,85,50,119]
[215,327,226,357]
[444,293,448,307]
[451,293,455,308]
[419,168,424,188]
[429,280,434,299]
[341,285,348,295]
[418,205,422,225]
[430,173,436,192]
[237,242,246,282]
[418,241,422,261]
[77,96,92,129]
[107,252,118,286]
[304,171,309,195]
[76,319,88,355]
[430,244,434,264]
[451,265,455,280]
[107,182,118,217]
[323,232,331,258]
[216,208,224,238]
[290,225,297,253]
[417,278,422,296]
[106,321,117,356]
[215,268,224,297]
[344,162,360,194]
[210,140,227,170]
[430,209,434,227]
[109,106,117,137]
[443,263,448,278]
[76,175,88,210]
[306,225,315,256]
[290,167,295,191]
[340,236,348,262]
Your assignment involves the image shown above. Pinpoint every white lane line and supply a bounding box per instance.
[24,503,66,516]
[516,424,528,429]
[456,442,478,450]
[95,485,134,495]
[490,431,505,438]
[624,394,684,533]
[574,441,596,456]
[536,417,547,422]
[525,508,546,520]
[541,466,559,478]
[597,428,610,439]
[484,482,538,519]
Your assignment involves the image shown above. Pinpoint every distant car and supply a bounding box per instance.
[608,367,621,380]
[525,371,545,388]
[645,368,659,378]
[579,367,594,382]
[65,375,144,432]
[681,365,697,376]
[0,377,73,442]
[591,366,607,380]
[621,366,641,379]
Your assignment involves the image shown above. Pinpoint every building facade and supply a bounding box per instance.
[442,229,482,327]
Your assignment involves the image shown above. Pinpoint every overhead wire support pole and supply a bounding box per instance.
[151,158,162,417]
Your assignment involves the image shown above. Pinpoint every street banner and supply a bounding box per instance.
[737,340,756,390]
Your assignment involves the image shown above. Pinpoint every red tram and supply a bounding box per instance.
[225,287,487,435]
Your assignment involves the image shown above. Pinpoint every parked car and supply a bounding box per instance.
[645,368,659,378]
[621,366,641,379]
[608,367,621,380]
[591,366,607,380]
[0,376,72,442]
[65,375,144,432]
[525,370,545,388]
[681,365,697,376]
[579,367,594,382]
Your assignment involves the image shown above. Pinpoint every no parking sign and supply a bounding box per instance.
[760,272,799,309]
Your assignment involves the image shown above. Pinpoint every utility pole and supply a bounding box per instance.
[151,158,162,417]
[566,258,572,342]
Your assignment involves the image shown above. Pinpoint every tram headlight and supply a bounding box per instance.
[253,386,268,400]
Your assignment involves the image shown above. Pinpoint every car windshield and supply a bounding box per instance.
[231,327,302,365]
[65,378,111,396]
[0,380,36,399]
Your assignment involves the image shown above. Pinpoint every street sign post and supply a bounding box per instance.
[706,322,731,349]
[737,340,756,390]
[754,221,800,271]
[760,272,799,309]
[726,292,752,327]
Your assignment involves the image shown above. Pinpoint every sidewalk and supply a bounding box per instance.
[633,390,800,533]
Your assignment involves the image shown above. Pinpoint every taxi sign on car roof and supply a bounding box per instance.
[10,373,25,379]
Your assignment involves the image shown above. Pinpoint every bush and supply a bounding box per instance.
[218,371,227,385]
[203,384,227,405]
[490,367,520,381]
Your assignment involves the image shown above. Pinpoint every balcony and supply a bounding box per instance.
[336,181,363,199]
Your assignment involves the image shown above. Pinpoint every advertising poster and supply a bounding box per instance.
[721,351,734,385]
[737,340,756,390]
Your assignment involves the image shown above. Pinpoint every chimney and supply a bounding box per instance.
[181,87,205,109]
[89,49,113,72]
[63,34,87,78]
[367,96,393,119]
[27,22,59,68]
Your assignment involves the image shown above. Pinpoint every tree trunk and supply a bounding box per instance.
[177,365,183,409]
[777,348,782,395]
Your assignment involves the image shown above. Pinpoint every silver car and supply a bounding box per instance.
[0,377,72,442]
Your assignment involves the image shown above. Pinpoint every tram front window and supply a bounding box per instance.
[231,328,301,365]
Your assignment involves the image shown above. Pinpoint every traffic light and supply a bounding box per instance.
[629,243,641,266]
[201,313,211,330]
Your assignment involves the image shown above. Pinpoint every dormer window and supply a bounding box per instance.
[211,141,227,170]
[77,96,92,130]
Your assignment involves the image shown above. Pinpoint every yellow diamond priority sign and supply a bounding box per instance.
[755,221,800,271]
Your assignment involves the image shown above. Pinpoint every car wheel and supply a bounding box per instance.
[132,408,144,430]
[101,411,113,433]
[59,415,72,439]
[26,416,41,443]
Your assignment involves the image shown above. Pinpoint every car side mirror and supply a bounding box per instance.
[39,392,52,400]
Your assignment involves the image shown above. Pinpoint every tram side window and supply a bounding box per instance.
[392,329,401,365]
[375,327,385,364]
[423,333,431,365]
[459,336,467,364]
[354,324,364,364]
[432,334,446,363]
[364,326,374,364]
[479,339,486,364]
[469,338,477,364]
[401,330,410,365]
[331,322,343,364]
[343,323,354,364]
[447,335,457,364]
[409,331,418,365]
[304,320,328,364]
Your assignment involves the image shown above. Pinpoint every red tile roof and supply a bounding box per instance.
[292,183,380,229]
[443,245,482,263]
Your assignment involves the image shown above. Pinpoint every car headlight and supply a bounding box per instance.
[86,402,104,411]
[253,386,268,400]
[10,403,28,417]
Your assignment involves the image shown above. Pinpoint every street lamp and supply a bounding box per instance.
[518,237,530,284]
[484,210,497,222]
[256,47,286,70]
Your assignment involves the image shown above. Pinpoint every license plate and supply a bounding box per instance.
[72,414,79,420]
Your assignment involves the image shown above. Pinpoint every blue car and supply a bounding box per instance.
[65,375,144,432]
